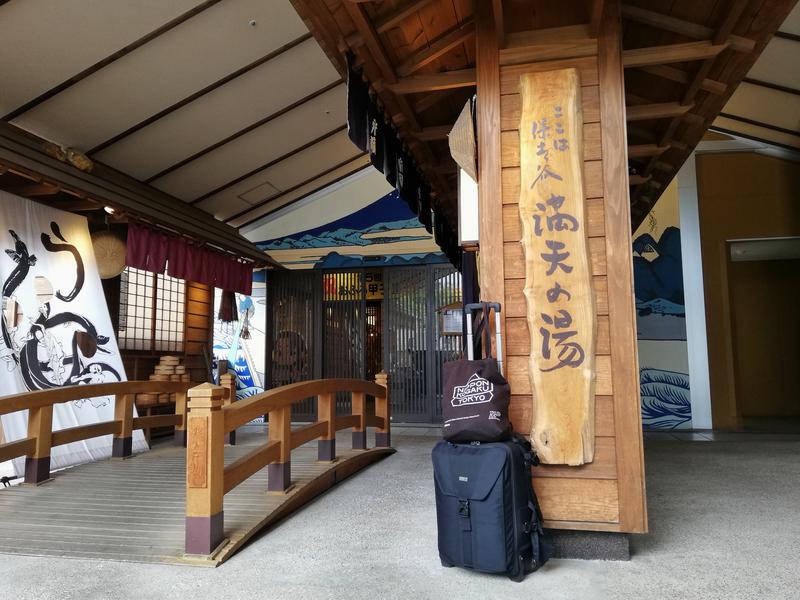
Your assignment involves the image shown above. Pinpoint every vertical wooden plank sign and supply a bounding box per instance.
[518,68,597,465]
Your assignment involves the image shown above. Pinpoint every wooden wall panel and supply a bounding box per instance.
[534,478,619,523]
[510,395,615,438]
[496,1,646,533]
[184,281,213,383]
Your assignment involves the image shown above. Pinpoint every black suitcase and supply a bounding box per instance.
[432,437,550,581]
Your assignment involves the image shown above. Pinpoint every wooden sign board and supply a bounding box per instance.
[518,68,597,466]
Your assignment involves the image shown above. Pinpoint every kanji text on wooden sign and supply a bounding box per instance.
[518,68,597,466]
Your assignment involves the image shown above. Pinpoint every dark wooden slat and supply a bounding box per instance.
[742,77,800,97]
[396,19,475,77]
[620,4,755,53]
[387,69,476,94]
[774,30,800,42]
[189,125,347,205]
[710,126,800,152]
[622,41,728,68]
[626,102,693,121]
[0,123,272,265]
[89,34,314,155]
[232,156,369,227]
[2,0,223,121]
[717,113,800,138]
[637,64,727,95]
[145,79,342,183]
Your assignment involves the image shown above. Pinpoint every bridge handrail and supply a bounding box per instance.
[184,372,391,555]
[0,378,231,482]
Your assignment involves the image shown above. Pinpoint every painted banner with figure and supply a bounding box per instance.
[0,192,146,476]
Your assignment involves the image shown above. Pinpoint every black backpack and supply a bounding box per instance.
[432,434,551,581]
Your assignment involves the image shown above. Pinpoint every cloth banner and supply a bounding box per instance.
[0,192,147,476]
[126,222,253,296]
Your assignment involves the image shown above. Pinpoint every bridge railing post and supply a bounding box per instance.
[318,392,336,462]
[173,390,187,447]
[351,391,367,450]
[220,373,236,446]
[24,404,53,484]
[375,372,391,448]
[112,393,133,457]
[267,405,292,493]
[185,383,225,556]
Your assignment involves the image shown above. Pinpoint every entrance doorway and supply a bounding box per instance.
[266,264,460,423]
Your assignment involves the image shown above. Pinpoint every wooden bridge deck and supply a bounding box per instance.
[0,428,394,566]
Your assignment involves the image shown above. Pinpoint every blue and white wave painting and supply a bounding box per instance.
[640,368,691,429]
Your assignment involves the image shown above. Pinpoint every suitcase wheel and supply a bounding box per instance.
[509,569,525,583]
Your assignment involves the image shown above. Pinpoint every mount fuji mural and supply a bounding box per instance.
[256,191,443,269]
[633,181,691,430]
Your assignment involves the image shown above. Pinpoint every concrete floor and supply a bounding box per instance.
[1,430,798,600]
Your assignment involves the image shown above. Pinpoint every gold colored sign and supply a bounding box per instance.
[519,68,597,466]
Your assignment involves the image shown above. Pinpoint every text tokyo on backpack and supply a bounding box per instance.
[432,435,551,581]
[442,303,512,443]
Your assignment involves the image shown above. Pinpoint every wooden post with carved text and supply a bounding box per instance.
[518,68,597,465]
[185,383,225,555]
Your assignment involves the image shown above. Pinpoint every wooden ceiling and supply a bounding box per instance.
[0,0,795,245]
[292,0,798,231]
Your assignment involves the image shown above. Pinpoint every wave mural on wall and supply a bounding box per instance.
[640,368,692,429]
[634,220,692,429]
[257,191,443,269]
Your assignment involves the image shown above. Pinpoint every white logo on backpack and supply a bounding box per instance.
[451,373,494,407]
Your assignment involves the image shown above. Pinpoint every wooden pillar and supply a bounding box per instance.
[173,390,188,447]
[374,372,390,447]
[599,0,647,533]
[184,383,225,555]
[220,373,237,446]
[351,391,367,450]
[24,404,52,484]
[475,0,506,361]
[112,393,133,458]
[317,392,336,462]
[267,405,292,493]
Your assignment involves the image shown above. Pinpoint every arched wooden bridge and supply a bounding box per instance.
[0,376,394,566]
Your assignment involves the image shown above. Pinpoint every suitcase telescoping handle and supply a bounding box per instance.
[464,302,503,375]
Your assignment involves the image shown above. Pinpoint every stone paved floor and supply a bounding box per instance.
[1,429,798,600]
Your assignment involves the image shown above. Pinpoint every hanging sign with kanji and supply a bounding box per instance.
[518,68,597,466]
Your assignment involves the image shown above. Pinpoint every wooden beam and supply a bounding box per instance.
[500,25,597,65]
[599,0,647,534]
[620,5,755,53]
[589,0,605,38]
[411,125,451,141]
[396,19,475,77]
[626,102,693,121]
[475,0,505,353]
[623,41,728,68]
[344,0,437,46]
[628,174,651,185]
[387,68,476,94]
[14,182,61,197]
[717,112,800,138]
[627,144,670,158]
[0,123,268,265]
[342,2,398,85]
[638,64,727,96]
[492,0,505,46]
[412,89,457,114]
